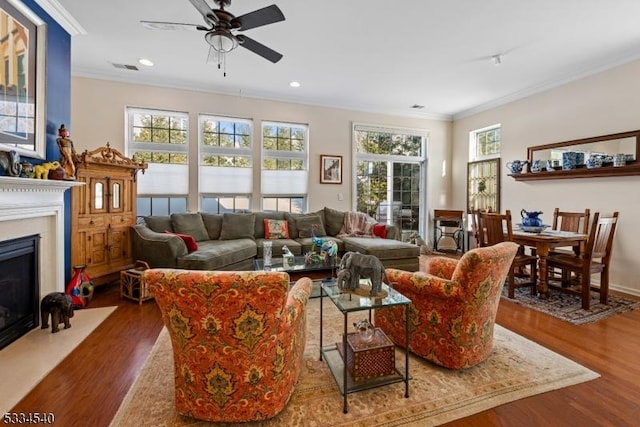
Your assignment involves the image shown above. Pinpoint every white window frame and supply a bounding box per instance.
[469,124,501,162]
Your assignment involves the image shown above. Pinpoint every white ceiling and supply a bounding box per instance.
[49,0,640,120]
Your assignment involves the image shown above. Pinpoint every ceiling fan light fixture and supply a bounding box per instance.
[206,30,237,53]
[138,58,154,67]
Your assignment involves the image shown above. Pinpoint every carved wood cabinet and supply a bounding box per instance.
[71,145,147,286]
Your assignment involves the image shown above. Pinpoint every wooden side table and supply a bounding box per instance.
[120,261,152,305]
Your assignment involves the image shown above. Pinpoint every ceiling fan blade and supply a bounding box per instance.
[188,0,218,25]
[140,20,205,31]
[236,34,283,63]
[233,4,285,31]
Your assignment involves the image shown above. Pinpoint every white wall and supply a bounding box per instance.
[453,59,640,296]
[70,77,453,233]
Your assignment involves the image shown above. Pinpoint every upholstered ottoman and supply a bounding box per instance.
[341,237,419,271]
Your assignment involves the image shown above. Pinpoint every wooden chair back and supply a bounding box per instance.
[584,212,619,263]
[552,208,591,234]
[478,210,514,246]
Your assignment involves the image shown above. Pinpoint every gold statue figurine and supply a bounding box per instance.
[56,124,78,180]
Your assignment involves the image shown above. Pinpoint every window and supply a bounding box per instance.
[353,124,427,240]
[126,108,189,216]
[470,124,501,161]
[199,115,253,211]
[201,195,251,213]
[261,121,308,212]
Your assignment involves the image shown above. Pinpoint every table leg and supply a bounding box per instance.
[404,304,410,398]
[342,314,348,413]
[536,245,550,299]
[319,286,324,361]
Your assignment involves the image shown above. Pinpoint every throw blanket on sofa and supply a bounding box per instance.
[338,212,378,237]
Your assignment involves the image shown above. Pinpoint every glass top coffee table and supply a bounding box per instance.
[320,281,411,413]
[254,254,339,274]
[255,255,339,297]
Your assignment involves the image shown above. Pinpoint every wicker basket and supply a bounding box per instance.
[336,328,395,382]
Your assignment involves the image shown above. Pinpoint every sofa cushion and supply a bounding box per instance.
[264,219,290,239]
[296,214,327,238]
[171,213,210,242]
[201,213,223,240]
[254,211,285,238]
[255,239,302,257]
[164,231,198,252]
[284,212,302,238]
[342,237,420,260]
[145,215,173,233]
[324,207,346,236]
[177,239,257,270]
[219,213,256,240]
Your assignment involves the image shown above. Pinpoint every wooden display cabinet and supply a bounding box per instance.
[71,144,147,286]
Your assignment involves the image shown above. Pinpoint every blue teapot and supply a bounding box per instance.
[506,160,528,174]
[521,209,543,227]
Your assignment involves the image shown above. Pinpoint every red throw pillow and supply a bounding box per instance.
[372,223,387,239]
[264,219,290,239]
[164,231,198,252]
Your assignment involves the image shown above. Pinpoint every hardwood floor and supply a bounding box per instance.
[10,279,640,427]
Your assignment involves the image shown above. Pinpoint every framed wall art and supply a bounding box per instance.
[0,0,47,159]
[320,154,342,184]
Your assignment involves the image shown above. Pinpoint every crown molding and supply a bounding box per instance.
[35,0,87,35]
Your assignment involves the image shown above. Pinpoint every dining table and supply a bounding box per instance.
[510,229,588,299]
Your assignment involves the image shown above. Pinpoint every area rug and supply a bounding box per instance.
[501,286,640,325]
[110,299,598,427]
[0,306,118,414]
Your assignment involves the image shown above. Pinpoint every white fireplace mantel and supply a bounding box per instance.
[0,176,83,295]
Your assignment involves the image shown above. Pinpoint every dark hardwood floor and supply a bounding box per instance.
[10,277,640,427]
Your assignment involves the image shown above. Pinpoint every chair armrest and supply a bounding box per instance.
[424,256,459,280]
[283,277,313,327]
[386,268,464,301]
[131,225,188,268]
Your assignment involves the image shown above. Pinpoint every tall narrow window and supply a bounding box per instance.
[199,115,253,212]
[353,124,427,240]
[261,121,308,212]
[126,108,188,216]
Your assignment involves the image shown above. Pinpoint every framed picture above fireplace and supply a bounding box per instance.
[0,0,47,159]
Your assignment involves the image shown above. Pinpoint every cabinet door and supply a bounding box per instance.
[107,226,129,264]
[109,178,125,213]
[89,177,109,214]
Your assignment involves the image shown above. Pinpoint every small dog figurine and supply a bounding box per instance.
[40,292,74,333]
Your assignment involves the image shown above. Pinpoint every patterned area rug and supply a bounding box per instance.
[110,299,598,427]
[501,286,640,325]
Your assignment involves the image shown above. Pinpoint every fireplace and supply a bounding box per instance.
[0,176,81,351]
[0,235,40,350]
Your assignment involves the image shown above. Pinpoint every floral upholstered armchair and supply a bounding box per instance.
[374,241,518,369]
[144,269,312,422]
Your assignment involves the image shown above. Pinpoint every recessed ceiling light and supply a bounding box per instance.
[138,58,154,67]
[289,81,301,88]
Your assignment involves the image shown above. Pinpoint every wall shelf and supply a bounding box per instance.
[510,163,640,181]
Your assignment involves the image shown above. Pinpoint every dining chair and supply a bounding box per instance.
[546,212,619,310]
[550,208,591,256]
[470,209,488,248]
[478,210,538,298]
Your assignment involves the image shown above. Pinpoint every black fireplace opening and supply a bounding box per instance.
[0,234,40,351]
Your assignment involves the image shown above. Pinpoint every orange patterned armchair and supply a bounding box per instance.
[375,242,518,369]
[144,269,312,422]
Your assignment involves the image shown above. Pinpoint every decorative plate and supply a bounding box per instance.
[519,224,550,233]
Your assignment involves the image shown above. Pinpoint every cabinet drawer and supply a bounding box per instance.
[78,216,106,228]
[109,213,134,226]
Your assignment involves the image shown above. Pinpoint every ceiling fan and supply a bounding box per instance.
[141,0,285,74]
